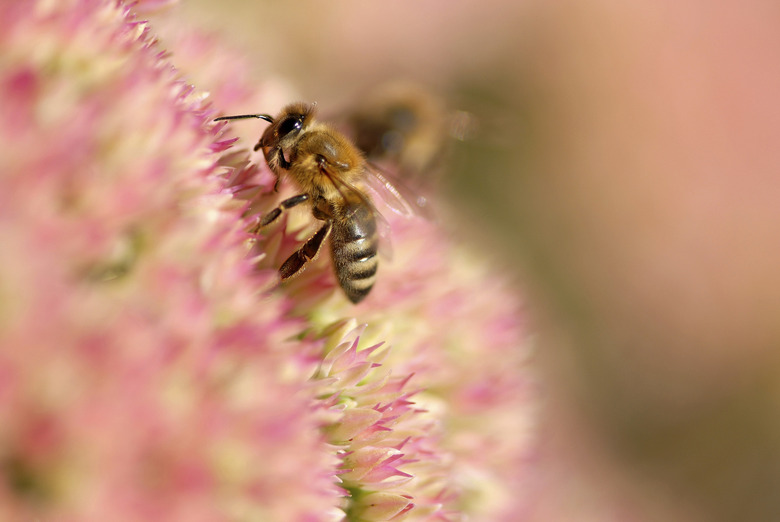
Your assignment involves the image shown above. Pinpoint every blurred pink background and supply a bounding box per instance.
[158,1,780,520]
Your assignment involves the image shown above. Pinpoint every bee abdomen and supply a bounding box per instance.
[330,207,379,303]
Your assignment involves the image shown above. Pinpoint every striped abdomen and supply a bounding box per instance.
[330,203,379,303]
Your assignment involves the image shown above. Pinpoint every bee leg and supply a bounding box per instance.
[254,194,310,231]
[279,221,332,280]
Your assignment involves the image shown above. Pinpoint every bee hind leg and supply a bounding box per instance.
[279,222,332,281]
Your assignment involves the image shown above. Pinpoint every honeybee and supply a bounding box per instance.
[216,102,411,304]
[340,82,477,184]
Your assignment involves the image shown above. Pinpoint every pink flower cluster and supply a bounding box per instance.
[0,1,534,521]
[218,147,534,520]
[312,322,454,520]
[0,1,337,520]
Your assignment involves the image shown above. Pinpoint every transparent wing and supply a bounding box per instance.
[320,164,394,261]
[363,161,434,220]
[372,204,394,261]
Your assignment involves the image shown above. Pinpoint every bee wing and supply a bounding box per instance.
[373,205,394,261]
[363,161,434,220]
[320,164,395,261]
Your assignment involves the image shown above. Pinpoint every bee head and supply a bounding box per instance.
[263,102,316,146]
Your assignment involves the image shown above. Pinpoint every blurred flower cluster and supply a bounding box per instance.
[0,1,532,521]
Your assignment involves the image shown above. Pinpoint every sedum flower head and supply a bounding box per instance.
[0,1,338,520]
[219,146,534,520]
[1,1,534,521]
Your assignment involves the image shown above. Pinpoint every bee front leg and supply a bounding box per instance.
[279,221,332,281]
[253,194,309,232]
[254,144,283,191]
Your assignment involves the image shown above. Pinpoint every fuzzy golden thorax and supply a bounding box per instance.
[256,103,367,201]
[283,124,366,201]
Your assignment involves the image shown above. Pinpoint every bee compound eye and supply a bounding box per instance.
[277,115,303,138]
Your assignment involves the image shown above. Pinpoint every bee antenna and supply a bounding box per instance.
[214,113,274,123]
